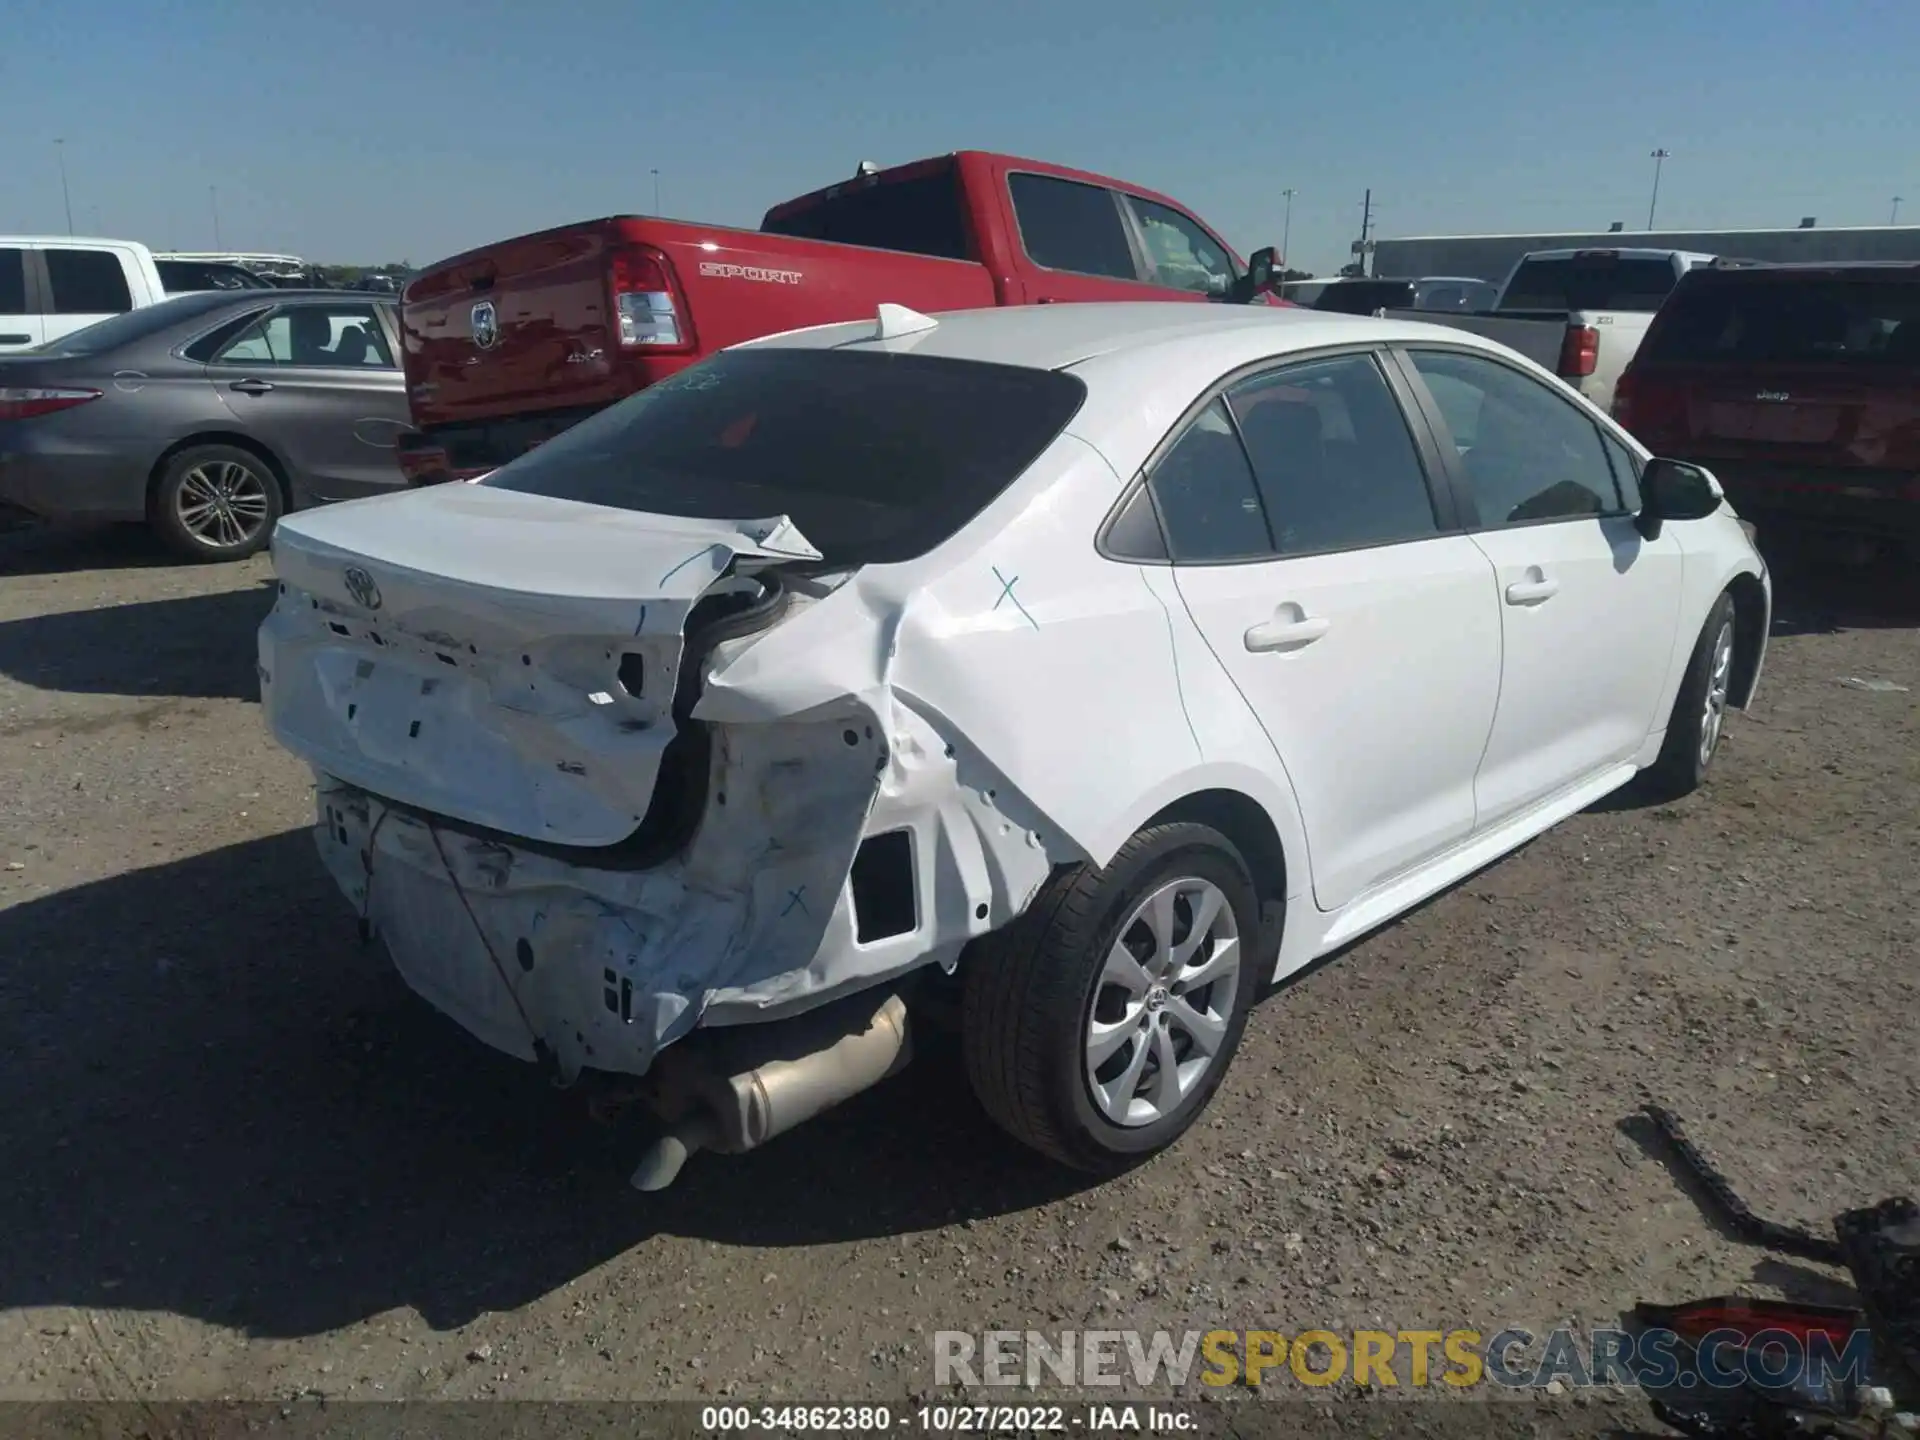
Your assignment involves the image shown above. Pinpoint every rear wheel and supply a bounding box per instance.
[151,444,283,562]
[961,823,1261,1171]
[1647,592,1737,798]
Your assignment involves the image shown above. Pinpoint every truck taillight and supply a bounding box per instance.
[0,387,102,421]
[609,247,690,350]
[1557,325,1600,378]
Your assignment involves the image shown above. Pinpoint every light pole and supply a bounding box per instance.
[651,168,661,214]
[209,186,222,249]
[1894,196,1905,224]
[1647,148,1671,230]
[1280,187,1297,271]
[54,139,74,235]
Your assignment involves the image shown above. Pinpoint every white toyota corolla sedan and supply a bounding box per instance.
[258,301,1769,1187]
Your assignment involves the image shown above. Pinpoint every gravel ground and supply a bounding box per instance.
[0,521,1914,1414]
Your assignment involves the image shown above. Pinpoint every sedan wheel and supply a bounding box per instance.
[1085,877,1242,1127]
[961,821,1263,1171]
[151,444,285,562]
[1698,617,1734,770]
[1648,591,1739,798]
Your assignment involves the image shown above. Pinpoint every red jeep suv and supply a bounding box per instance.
[1614,261,1920,557]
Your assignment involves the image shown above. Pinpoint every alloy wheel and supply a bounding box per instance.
[174,460,271,550]
[1084,877,1242,1127]
[1700,619,1734,768]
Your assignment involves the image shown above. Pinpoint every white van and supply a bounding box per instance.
[0,237,168,352]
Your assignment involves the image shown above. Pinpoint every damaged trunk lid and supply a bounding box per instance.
[259,482,820,848]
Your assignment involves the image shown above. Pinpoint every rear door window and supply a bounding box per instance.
[211,303,395,367]
[1144,399,1273,561]
[760,166,972,261]
[1007,173,1139,281]
[481,348,1087,565]
[1227,354,1440,554]
[0,248,25,313]
[45,249,134,314]
[1640,277,1920,366]
[1499,256,1678,312]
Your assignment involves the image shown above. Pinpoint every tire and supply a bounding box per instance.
[150,444,284,562]
[1646,591,1737,799]
[961,822,1263,1172]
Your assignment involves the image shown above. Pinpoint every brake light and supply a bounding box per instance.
[0,387,102,421]
[609,246,690,349]
[1558,325,1600,378]
[1613,369,1639,427]
[1614,371,1688,442]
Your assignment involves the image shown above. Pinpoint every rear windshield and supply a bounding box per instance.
[761,166,972,262]
[1639,275,1920,366]
[1499,256,1680,312]
[33,292,240,356]
[1313,281,1415,314]
[480,348,1086,565]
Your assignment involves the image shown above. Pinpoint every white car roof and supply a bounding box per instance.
[739,301,1513,375]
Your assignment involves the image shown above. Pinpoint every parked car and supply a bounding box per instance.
[156,252,310,285]
[392,151,1285,483]
[0,236,167,352]
[1304,276,1501,315]
[0,289,409,559]
[156,258,275,295]
[1410,276,1501,311]
[1614,260,1920,556]
[1308,277,1419,315]
[258,301,1769,1186]
[1386,247,1718,411]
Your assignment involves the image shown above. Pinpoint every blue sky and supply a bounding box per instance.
[4,0,1914,276]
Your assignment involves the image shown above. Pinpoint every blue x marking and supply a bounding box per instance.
[782,885,809,918]
[992,565,1039,629]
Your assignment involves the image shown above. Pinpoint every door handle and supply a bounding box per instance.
[229,378,275,395]
[0,333,31,345]
[1244,613,1331,653]
[1504,575,1559,606]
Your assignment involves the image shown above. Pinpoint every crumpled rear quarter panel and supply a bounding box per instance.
[315,693,1053,1079]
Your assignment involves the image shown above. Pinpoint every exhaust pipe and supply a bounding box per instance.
[631,991,911,1191]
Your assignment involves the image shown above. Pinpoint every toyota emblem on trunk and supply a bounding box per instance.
[470,299,498,350]
[344,566,383,611]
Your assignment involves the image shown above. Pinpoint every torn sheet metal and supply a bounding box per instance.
[260,486,821,848]
[312,688,1052,1078]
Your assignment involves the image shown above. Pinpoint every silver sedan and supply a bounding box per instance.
[0,290,410,561]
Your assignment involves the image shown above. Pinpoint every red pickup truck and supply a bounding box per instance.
[394,150,1282,482]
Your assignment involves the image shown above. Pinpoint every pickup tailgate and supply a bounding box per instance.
[258,482,821,848]
[402,217,999,432]
[402,220,658,426]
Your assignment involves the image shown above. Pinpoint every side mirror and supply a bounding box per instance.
[1635,458,1724,541]
[1231,246,1280,304]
